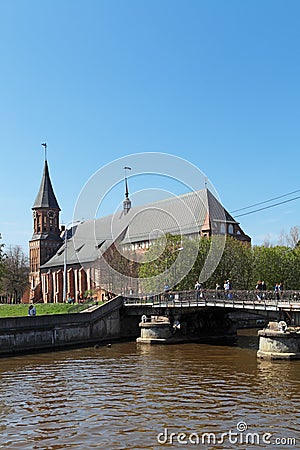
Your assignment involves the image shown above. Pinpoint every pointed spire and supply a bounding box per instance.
[123,166,132,215]
[125,177,129,199]
[32,160,61,210]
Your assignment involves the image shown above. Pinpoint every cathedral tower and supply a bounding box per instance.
[29,152,62,301]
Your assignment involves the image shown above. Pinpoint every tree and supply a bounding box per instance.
[285,226,300,249]
[2,246,29,303]
[139,234,189,293]
[209,237,253,289]
[251,245,300,290]
[139,234,252,291]
[139,233,300,293]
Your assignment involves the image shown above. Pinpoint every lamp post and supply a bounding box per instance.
[63,221,80,303]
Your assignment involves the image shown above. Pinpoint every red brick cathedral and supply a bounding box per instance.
[29,159,251,303]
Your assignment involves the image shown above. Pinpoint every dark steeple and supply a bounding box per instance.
[32,160,60,210]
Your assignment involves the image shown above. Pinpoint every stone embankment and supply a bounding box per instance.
[0,297,139,356]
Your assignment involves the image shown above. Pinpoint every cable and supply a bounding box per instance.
[231,189,300,213]
[235,195,300,218]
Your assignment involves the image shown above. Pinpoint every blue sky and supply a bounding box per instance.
[0,0,299,252]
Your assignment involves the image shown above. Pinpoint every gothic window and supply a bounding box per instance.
[228,224,234,234]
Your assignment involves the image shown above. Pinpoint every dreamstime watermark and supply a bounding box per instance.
[157,422,297,446]
[72,152,226,295]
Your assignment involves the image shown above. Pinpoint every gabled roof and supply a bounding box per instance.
[32,161,61,210]
[41,188,249,270]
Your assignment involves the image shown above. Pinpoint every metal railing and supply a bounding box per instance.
[123,289,300,311]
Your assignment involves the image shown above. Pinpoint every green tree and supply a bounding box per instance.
[139,234,187,292]
[139,234,300,293]
[252,245,300,290]
[208,237,252,289]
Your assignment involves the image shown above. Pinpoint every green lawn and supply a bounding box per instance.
[0,301,103,317]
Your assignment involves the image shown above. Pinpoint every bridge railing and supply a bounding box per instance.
[123,289,300,308]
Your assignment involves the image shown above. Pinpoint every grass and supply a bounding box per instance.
[0,301,103,318]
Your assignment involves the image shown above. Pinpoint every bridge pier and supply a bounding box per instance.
[257,323,300,360]
[136,317,174,344]
[136,309,237,344]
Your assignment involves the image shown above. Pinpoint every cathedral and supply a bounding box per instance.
[29,158,251,303]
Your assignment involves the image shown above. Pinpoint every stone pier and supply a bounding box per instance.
[257,322,300,360]
[136,309,237,345]
[136,317,174,344]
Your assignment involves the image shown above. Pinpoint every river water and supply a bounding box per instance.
[0,330,299,449]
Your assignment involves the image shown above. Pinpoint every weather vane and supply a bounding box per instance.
[41,143,47,161]
[124,166,131,176]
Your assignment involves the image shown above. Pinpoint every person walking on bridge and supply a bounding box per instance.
[274,283,281,300]
[195,281,203,300]
[224,280,232,299]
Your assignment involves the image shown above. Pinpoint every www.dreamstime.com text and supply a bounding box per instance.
[157,422,297,446]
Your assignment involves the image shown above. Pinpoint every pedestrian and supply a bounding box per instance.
[224,280,232,299]
[224,280,229,298]
[28,305,36,316]
[255,281,262,301]
[194,280,202,300]
[164,283,170,302]
[256,281,262,290]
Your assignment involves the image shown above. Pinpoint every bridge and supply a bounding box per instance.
[124,289,300,314]
[122,290,300,343]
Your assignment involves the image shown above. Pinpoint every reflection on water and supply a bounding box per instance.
[0,331,299,449]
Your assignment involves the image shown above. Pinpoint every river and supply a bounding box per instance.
[0,330,299,449]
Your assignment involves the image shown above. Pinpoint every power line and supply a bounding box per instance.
[231,189,300,213]
[235,195,300,218]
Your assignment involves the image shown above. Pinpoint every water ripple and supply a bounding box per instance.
[0,338,299,448]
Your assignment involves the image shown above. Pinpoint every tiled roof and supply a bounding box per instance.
[41,188,244,269]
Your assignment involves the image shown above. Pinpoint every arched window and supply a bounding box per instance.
[228,224,234,234]
[220,223,226,234]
